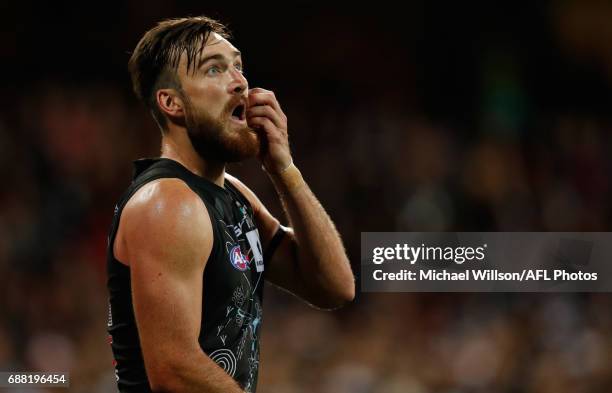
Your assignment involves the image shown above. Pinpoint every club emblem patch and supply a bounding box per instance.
[230,245,250,271]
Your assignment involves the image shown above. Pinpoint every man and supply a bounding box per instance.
[106,16,355,393]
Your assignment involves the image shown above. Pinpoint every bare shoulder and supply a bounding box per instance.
[123,178,208,223]
[116,178,213,269]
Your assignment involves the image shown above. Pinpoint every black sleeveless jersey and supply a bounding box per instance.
[107,158,265,393]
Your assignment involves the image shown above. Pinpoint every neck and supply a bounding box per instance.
[160,128,226,187]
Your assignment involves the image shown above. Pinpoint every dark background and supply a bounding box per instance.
[1,1,611,392]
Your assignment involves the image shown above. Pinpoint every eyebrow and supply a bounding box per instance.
[197,51,242,68]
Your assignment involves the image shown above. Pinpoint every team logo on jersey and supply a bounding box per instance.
[230,245,250,271]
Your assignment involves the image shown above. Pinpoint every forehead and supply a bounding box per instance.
[203,32,240,56]
[176,32,240,77]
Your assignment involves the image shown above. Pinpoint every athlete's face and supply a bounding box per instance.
[177,33,259,162]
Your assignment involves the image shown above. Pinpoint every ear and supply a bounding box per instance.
[156,89,185,119]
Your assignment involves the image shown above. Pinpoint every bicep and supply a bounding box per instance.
[130,248,206,366]
[264,227,348,308]
[122,180,213,371]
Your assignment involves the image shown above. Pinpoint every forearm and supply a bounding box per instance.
[269,163,355,305]
[148,349,243,393]
[245,88,354,304]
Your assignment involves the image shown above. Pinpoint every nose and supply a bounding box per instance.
[227,68,248,95]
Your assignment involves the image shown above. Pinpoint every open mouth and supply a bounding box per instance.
[231,103,246,121]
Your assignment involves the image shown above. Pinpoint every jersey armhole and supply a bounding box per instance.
[263,225,287,263]
[194,195,222,269]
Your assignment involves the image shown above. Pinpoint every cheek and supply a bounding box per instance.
[192,87,227,118]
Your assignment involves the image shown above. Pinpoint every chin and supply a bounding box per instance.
[187,111,259,163]
[219,126,260,163]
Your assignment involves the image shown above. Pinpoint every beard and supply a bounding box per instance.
[183,95,259,163]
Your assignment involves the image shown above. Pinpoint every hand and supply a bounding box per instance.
[246,88,292,175]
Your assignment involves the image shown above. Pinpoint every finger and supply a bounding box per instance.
[248,89,283,114]
[248,92,281,113]
[247,105,284,129]
[249,87,270,93]
[248,116,281,140]
[249,87,274,96]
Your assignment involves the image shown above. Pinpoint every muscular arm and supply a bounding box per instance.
[270,170,355,308]
[227,172,355,310]
[241,88,355,309]
[116,179,243,393]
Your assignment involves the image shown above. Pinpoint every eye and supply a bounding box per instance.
[206,66,221,76]
[235,63,244,74]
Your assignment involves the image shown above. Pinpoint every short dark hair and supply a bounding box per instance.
[128,16,230,129]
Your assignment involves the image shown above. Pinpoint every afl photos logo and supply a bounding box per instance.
[230,245,250,271]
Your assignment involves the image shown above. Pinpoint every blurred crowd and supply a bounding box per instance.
[1,1,612,392]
